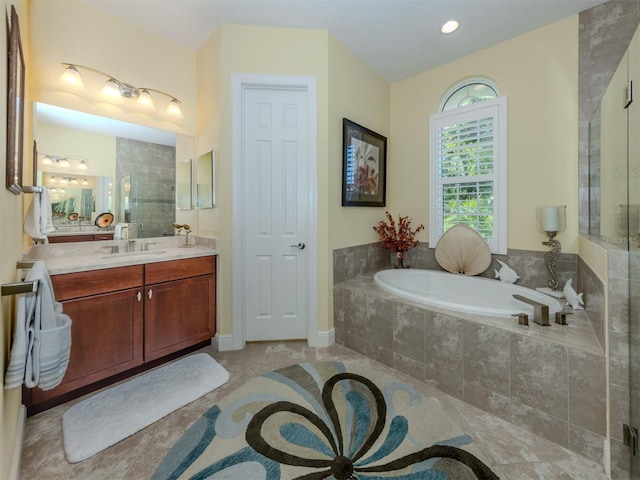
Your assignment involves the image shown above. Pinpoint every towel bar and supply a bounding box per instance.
[1,281,38,296]
[22,185,43,194]
[17,260,35,269]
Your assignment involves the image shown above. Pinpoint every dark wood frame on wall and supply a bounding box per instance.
[6,5,25,195]
[341,118,387,207]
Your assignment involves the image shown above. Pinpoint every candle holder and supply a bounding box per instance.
[535,206,566,298]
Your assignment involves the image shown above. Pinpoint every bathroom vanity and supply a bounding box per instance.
[21,236,217,414]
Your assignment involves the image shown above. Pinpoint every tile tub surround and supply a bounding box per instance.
[333,243,578,291]
[334,274,607,465]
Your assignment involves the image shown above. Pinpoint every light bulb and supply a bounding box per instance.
[166,98,183,119]
[102,78,123,102]
[59,65,84,90]
[137,89,155,109]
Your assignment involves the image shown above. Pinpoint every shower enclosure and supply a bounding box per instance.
[118,173,175,238]
[590,23,640,478]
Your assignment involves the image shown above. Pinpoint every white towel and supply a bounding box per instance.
[4,261,72,391]
[23,188,56,240]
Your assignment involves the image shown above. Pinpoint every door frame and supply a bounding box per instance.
[231,73,318,350]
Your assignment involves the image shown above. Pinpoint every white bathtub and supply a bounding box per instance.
[373,269,563,318]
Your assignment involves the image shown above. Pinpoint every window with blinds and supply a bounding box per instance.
[429,96,507,253]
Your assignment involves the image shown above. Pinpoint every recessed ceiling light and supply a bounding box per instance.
[441,20,459,34]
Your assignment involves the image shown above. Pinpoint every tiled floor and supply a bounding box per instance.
[20,342,609,479]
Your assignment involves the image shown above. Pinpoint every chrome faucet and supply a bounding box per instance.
[513,294,550,326]
[142,242,156,251]
[128,240,136,252]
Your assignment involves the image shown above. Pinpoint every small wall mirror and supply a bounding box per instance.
[176,158,192,209]
[196,150,214,209]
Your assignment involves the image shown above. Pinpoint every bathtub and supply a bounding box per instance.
[373,269,563,318]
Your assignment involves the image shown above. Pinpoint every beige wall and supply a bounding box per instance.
[390,16,580,253]
[29,0,196,137]
[36,123,116,178]
[327,35,391,250]
[2,1,29,476]
[196,25,390,336]
[209,25,330,334]
[195,28,221,238]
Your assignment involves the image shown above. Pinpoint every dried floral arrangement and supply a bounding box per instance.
[373,211,424,253]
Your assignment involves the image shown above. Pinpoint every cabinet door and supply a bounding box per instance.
[28,288,144,405]
[145,274,215,361]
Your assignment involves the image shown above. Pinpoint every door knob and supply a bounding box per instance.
[290,242,306,250]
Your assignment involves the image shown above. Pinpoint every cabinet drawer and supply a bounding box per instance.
[52,265,144,301]
[94,233,114,241]
[145,256,215,285]
[49,235,95,243]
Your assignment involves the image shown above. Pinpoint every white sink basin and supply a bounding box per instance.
[101,250,166,260]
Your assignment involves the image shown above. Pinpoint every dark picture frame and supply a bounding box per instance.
[342,118,386,207]
[6,5,25,195]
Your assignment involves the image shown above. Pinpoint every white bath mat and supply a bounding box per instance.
[62,353,229,463]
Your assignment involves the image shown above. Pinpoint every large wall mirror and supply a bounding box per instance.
[34,102,194,238]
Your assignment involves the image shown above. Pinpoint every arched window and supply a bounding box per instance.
[439,78,499,112]
[429,78,507,254]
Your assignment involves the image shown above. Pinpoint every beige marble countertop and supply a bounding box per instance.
[23,235,217,275]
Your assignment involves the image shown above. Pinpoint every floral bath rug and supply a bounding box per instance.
[153,361,499,479]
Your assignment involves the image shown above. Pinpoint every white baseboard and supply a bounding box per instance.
[213,334,236,352]
[312,328,335,348]
[10,405,26,480]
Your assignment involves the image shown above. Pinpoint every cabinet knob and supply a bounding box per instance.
[136,291,141,302]
[148,289,153,300]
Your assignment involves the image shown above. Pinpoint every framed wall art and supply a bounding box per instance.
[6,5,25,195]
[342,118,386,207]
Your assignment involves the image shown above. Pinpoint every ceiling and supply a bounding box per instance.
[89,0,608,83]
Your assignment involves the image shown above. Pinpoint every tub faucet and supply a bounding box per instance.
[512,294,550,326]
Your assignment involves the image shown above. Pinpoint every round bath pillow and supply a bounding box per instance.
[435,225,491,275]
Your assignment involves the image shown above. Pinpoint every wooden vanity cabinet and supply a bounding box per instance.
[144,256,216,361]
[24,256,216,414]
[26,266,144,408]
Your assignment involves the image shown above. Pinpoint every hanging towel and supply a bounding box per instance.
[4,261,72,391]
[24,188,56,240]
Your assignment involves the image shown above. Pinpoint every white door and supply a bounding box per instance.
[243,86,309,341]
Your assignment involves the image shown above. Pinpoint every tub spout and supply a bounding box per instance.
[512,294,550,326]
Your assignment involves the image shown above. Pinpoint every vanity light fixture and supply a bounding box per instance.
[441,20,459,34]
[59,63,183,120]
[59,158,71,168]
[78,160,88,170]
[82,179,89,186]
[42,156,52,165]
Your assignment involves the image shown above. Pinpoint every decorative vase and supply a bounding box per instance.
[392,250,411,269]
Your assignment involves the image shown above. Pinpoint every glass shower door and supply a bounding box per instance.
[629,22,640,480]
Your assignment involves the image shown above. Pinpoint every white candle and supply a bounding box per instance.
[542,207,559,232]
